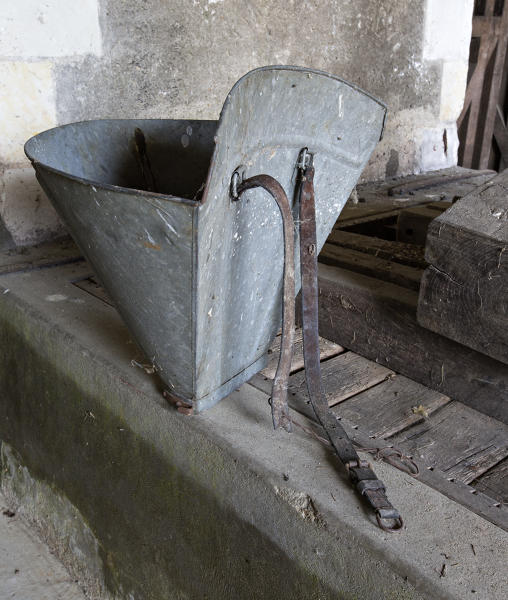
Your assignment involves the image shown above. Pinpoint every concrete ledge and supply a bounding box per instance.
[0,261,507,599]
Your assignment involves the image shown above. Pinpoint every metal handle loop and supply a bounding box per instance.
[232,173,295,432]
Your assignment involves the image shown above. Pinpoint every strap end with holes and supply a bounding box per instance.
[298,155,403,533]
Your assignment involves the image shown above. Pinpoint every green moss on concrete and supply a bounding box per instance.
[0,293,426,600]
[0,312,346,599]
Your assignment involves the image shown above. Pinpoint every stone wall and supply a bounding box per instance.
[0,0,473,246]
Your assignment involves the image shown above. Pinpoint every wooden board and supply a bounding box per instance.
[425,201,453,212]
[248,333,508,529]
[315,263,508,424]
[261,328,343,379]
[249,346,508,531]
[390,401,508,484]
[286,351,393,408]
[458,0,508,170]
[332,374,451,439]
[319,244,422,291]
[335,209,401,232]
[387,171,494,197]
[418,169,508,365]
[418,265,508,365]
[425,169,508,281]
[72,275,115,307]
[396,205,444,246]
[326,229,427,269]
[354,167,495,205]
[472,457,508,504]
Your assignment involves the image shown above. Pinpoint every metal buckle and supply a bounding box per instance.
[376,510,404,533]
[230,165,247,200]
[297,147,313,170]
[344,459,370,472]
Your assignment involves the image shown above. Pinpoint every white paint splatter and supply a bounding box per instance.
[338,94,344,118]
[144,228,156,244]
[45,294,67,302]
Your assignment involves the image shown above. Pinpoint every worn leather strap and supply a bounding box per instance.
[297,151,403,532]
[232,157,403,531]
[234,174,295,432]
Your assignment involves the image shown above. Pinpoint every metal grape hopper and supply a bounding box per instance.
[25,66,402,530]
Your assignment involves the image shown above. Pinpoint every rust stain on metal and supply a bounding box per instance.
[143,241,161,250]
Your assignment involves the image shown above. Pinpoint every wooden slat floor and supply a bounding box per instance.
[249,328,508,532]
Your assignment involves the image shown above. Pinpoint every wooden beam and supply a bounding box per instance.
[261,328,343,379]
[494,105,508,163]
[459,35,497,166]
[478,5,508,168]
[332,374,450,439]
[326,229,428,269]
[472,457,508,503]
[417,169,508,365]
[314,263,508,424]
[390,401,508,484]
[319,243,423,291]
[287,351,393,408]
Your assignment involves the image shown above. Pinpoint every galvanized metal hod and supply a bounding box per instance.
[25,65,387,413]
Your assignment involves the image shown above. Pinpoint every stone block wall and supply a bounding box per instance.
[0,0,473,247]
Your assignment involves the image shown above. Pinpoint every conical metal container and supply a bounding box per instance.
[25,66,386,412]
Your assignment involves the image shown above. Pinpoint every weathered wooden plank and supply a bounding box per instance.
[337,203,402,223]
[335,209,401,230]
[72,275,115,307]
[494,106,508,166]
[418,265,508,365]
[425,201,453,212]
[254,377,508,532]
[390,401,508,484]
[261,327,343,379]
[326,229,428,269]
[425,169,508,278]
[287,351,393,408]
[332,375,451,439]
[458,33,498,167]
[472,457,508,504]
[477,4,508,169]
[396,206,442,245]
[356,167,495,203]
[315,263,508,424]
[387,170,495,196]
[319,244,422,291]
[248,351,508,531]
[419,170,508,364]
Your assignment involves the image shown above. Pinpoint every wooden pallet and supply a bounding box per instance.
[249,329,508,532]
